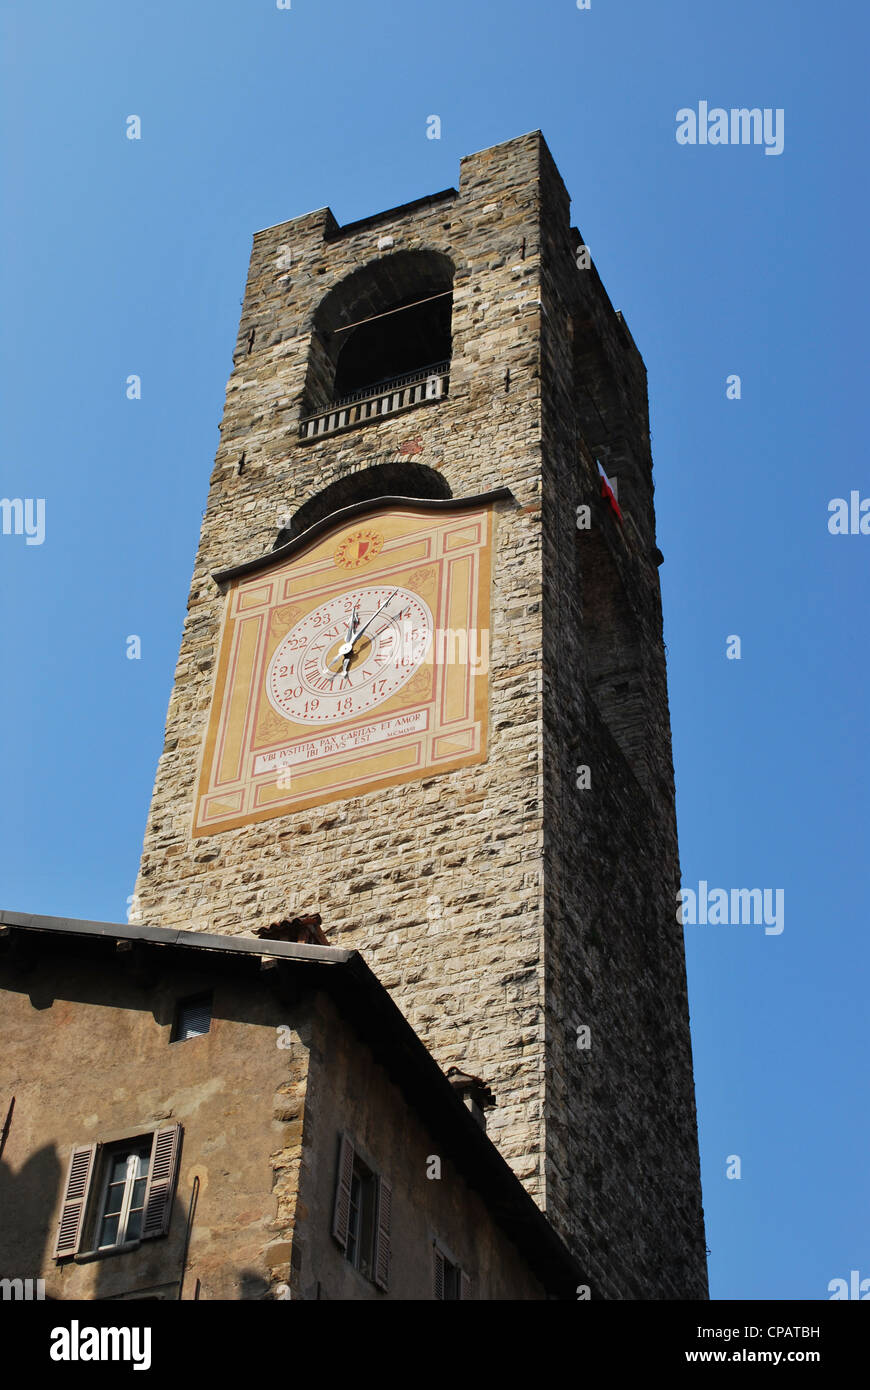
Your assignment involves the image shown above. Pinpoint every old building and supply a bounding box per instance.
[1,132,707,1298]
[0,912,577,1299]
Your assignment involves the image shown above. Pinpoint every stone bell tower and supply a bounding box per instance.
[133,132,708,1299]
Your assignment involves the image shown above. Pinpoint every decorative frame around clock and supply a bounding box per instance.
[192,490,511,836]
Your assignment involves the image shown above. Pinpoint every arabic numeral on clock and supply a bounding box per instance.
[339,697,353,714]
[371,680,387,696]
[278,664,291,678]
[303,699,320,715]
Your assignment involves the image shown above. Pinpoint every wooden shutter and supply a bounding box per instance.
[433,1246,445,1300]
[54,1144,97,1258]
[460,1270,473,1300]
[373,1177,392,1291]
[331,1133,354,1249]
[141,1124,181,1239]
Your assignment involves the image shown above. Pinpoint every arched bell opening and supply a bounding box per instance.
[303,250,454,418]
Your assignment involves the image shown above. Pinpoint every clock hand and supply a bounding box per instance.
[349,589,399,645]
[327,607,361,671]
[370,607,415,655]
[329,593,398,677]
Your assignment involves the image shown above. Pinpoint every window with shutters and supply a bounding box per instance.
[54,1124,182,1260]
[433,1241,472,1300]
[331,1132,391,1291]
[170,992,212,1042]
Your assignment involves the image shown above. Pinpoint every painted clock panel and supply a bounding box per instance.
[192,502,495,835]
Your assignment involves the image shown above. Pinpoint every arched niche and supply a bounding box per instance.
[273,462,452,548]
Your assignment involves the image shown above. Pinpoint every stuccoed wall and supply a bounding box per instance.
[292,991,548,1301]
[0,947,309,1300]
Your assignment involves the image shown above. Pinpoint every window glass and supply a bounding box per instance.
[346,1157,377,1276]
[97,1143,151,1248]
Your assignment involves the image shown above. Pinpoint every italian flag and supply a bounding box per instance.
[598,461,623,522]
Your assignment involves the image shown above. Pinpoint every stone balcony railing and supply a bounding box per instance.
[298,361,450,441]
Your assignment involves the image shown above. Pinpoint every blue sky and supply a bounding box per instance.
[1,0,866,1300]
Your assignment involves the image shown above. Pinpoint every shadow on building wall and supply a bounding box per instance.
[0,1144,61,1285]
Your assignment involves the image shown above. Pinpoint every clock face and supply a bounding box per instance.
[266,586,434,725]
[193,501,496,835]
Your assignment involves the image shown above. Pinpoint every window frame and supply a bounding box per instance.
[93,1138,152,1250]
[346,1153,378,1278]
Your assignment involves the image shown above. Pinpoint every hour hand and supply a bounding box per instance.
[328,611,360,672]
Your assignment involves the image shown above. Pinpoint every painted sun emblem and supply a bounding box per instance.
[333,528,385,570]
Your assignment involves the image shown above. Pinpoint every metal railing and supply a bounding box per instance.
[299,361,450,441]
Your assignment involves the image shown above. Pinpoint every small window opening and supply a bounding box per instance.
[442,1256,461,1300]
[171,993,212,1042]
[346,1155,378,1279]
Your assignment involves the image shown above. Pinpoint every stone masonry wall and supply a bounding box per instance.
[536,139,708,1296]
[132,132,707,1295]
[135,133,551,1211]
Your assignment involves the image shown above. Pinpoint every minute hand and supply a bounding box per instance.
[350,589,399,646]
